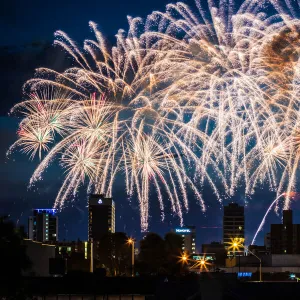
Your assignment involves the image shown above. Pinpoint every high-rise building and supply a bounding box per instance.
[270,210,300,254]
[28,209,58,242]
[88,194,115,242]
[174,226,196,254]
[223,203,245,255]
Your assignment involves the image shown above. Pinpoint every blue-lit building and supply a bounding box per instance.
[173,226,196,254]
[28,208,58,242]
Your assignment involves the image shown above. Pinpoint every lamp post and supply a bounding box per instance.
[246,247,262,282]
[228,238,262,282]
[90,239,94,273]
[229,238,244,273]
[127,238,135,277]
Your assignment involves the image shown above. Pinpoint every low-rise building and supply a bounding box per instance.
[23,239,56,276]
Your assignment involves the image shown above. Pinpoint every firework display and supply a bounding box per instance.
[9,0,300,231]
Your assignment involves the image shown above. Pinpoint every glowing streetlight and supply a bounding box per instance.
[227,237,244,255]
[178,253,189,265]
[127,238,135,277]
[200,259,206,266]
[227,238,262,282]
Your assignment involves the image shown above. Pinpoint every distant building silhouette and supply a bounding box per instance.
[271,209,300,254]
[202,242,226,266]
[28,209,58,242]
[223,203,244,255]
[173,226,196,254]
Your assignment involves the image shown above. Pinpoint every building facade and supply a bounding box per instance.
[22,239,56,276]
[264,232,271,252]
[202,242,226,266]
[271,210,300,254]
[223,203,245,255]
[88,194,115,242]
[28,209,58,242]
[174,226,196,254]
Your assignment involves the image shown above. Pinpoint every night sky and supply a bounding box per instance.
[1,0,300,250]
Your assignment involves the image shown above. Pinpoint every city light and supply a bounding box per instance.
[127,238,135,277]
[127,238,134,245]
[178,253,189,265]
[227,238,245,254]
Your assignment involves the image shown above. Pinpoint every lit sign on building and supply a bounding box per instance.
[35,209,57,215]
[175,228,191,233]
[237,272,252,278]
[98,199,103,204]
[193,255,214,261]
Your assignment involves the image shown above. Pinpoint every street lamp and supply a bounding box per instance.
[246,247,262,283]
[227,238,244,273]
[227,238,262,282]
[127,238,135,277]
[199,259,207,271]
[179,253,189,265]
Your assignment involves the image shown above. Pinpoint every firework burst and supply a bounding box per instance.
[10,0,300,231]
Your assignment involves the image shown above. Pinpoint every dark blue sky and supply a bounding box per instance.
[1,0,300,250]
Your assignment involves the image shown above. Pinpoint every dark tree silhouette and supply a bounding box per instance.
[95,232,131,276]
[164,232,183,274]
[137,232,187,276]
[138,233,166,275]
[0,216,31,298]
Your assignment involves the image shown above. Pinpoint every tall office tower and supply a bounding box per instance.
[271,209,300,254]
[28,208,58,242]
[88,194,115,242]
[173,226,196,254]
[223,203,245,255]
